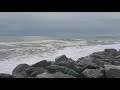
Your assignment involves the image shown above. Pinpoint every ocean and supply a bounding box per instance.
[0,36,120,74]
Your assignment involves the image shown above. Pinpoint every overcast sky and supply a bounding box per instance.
[0,12,120,37]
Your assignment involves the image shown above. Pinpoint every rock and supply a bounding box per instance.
[46,65,80,77]
[53,72,75,78]
[76,57,85,63]
[36,72,54,78]
[104,65,120,78]
[0,73,15,78]
[74,66,84,74]
[104,65,120,71]
[104,49,118,56]
[82,69,104,78]
[55,55,68,64]
[25,67,36,75]
[31,60,52,68]
[36,72,75,78]
[66,59,76,69]
[13,71,29,78]
[64,68,80,77]
[55,57,76,69]
[113,61,120,65]
[30,67,48,77]
[92,59,106,67]
[90,51,105,59]
[12,64,30,75]
[45,65,65,73]
[77,56,98,69]
[105,69,120,78]
[104,49,118,53]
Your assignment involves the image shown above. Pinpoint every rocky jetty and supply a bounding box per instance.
[1,48,120,78]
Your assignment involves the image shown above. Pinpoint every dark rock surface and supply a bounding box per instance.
[31,60,52,68]
[12,64,30,75]
[82,69,104,78]
[36,72,75,78]
[0,73,15,78]
[30,67,48,77]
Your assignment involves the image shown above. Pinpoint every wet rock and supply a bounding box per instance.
[0,73,15,78]
[82,69,104,78]
[31,60,52,68]
[30,67,48,77]
[12,64,30,75]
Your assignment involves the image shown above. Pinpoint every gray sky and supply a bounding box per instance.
[0,12,120,37]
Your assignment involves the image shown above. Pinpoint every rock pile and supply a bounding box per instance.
[1,48,120,78]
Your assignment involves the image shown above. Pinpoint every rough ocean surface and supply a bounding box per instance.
[0,36,120,74]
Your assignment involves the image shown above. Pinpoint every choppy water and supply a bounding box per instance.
[0,36,120,74]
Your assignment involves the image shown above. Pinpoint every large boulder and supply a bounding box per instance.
[55,55,68,63]
[82,69,104,78]
[25,67,36,75]
[113,61,120,65]
[36,72,54,78]
[45,65,65,73]
[31,60,52,68]
[12,64,30,75]
[30,67,48,77]
[53,72,75,78]
[77,56,98,69]
[13,71,29,78]
[36,72,75,78]
[54,55,68,66]
[104,65,120,78]
[74,66,84,74]
[0,73,15,78]
[64,68,80,77]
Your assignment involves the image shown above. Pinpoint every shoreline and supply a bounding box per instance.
[1,48,120,78]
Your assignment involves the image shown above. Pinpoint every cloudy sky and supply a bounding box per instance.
[0,12,120,37]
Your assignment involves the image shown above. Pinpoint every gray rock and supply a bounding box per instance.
[64,68,80,77]
[36,72,54,78]
[105,69,120,78]
[36,72,75,78]
[82,69,104,78]
[31,60,52,68]
[74,66,84,74]
[46,65,65,73]
[12,64,30,75]
[25,67,36,75]
[13,71,29,78]
[0,73,15,78]
[104,65,120,78]
[113,61,120,65]
[53,72,75,78]
[30,67,48,77]
[77,56,98,69]
[55,55,68,64]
